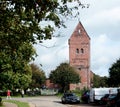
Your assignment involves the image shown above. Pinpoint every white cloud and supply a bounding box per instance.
[91,34,120,76]
[85,6,120,28]
[40,54,55,65]
[55,41,69,59]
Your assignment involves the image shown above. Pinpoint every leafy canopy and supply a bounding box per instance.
[49,62,80,91]
[0,0,83,45]
[30,63,46,88]
[108,58,120,87]
[92,74,108,88]
[0,0,84,90]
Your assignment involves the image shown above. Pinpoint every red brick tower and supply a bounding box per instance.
[69,21,91,89]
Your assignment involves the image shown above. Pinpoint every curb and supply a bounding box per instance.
[29,103,36,107]
[3,102,17,107]
[4,102,36,107]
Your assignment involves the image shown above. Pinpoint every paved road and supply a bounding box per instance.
[12,96,104,107]
[13,96,67,107]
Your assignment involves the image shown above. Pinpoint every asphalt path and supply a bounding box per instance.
[12,96,67,107]
[11,96,104,107]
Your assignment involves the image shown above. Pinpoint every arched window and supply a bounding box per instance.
[76,48,79,54]
[81,48,84,54]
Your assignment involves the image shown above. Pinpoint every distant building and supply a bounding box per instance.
[45,79,60,89]
[69,21,93,90]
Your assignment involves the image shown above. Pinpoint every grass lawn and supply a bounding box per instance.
[2,100,29,107]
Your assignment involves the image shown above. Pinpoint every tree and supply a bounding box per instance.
[0,0,83,46]
[0,64,32,91]
[0,0,85,90]
[0,43,35,91]
[30,63,46,88]
[92,74,108,88]
[108,58,120,87]
[49,62,80,92]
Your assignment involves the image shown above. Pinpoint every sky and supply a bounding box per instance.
[33,0,120,77]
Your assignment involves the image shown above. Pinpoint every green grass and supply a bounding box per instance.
[4,100,29,107]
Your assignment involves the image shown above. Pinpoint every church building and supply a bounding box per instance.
[69,21,93,89]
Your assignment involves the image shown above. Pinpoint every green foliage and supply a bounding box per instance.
[71,89,82,96]
[108,58,120,87]
[0,0,81,45]
[92,74,108,88]
[49,62,80,91]
[0,71,32,91]
[4,100,29,107]
[0,42,35,73]
[30,63,46,88]
[0,40,34,90]
[0,0,83,91]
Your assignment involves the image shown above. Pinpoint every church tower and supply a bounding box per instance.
[69,21,91,89]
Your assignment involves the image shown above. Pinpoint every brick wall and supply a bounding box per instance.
[69,22,92,89]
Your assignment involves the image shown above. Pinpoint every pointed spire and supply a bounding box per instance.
[70,21,90,40]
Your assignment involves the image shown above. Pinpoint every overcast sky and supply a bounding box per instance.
[33,0,120,77]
